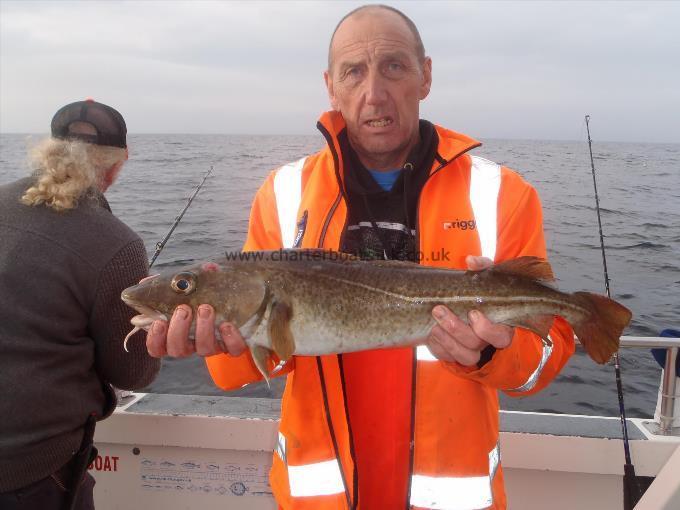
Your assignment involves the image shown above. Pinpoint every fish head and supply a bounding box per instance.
[121,260,267,329]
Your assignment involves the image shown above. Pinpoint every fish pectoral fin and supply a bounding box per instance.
[251,345,275,385]
[510,314,555,343]
[268,300,296,362]
[490,256,555,282]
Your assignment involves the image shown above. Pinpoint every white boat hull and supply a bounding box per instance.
[91,393,680,509]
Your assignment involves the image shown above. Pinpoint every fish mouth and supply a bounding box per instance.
[121,293,168,321]
[121,275,168,324]
[121,296,169,352]
[130,306,168,324]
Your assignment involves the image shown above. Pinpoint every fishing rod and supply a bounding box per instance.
[149,165,214,268]
[584,115,641,510]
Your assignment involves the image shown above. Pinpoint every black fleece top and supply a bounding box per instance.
[339,120,439,261]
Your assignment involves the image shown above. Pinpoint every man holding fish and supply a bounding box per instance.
[139,5,629,510]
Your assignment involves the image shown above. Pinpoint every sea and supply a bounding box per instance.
[1,132,678,419]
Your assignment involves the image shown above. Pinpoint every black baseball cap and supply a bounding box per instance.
[51,99,127,148]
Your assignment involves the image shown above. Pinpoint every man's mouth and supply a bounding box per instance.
[365,117,393,128]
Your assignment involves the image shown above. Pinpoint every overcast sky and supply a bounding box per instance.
[1,1,678,142]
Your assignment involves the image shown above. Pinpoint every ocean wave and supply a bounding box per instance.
[640,222,672,228]
[235,153,266,159]
[622,242,668,250]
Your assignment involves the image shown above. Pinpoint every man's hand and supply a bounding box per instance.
[425,256,514,366]
[146,304,247,359]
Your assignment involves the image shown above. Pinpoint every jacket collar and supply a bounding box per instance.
[316,110,482,172]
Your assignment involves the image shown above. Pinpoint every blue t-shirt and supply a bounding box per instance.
[368,169,402,192]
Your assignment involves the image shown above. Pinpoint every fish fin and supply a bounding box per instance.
[571,292,632,364]
[251,345,274,386]
[240,287,270,339]
[490,256,555,282]
[268,300,296,361]
[510,314,555,343]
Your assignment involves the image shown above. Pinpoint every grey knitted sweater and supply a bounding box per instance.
[0,177,161,492]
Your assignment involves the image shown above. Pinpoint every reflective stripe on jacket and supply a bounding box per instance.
[206,111,575,510]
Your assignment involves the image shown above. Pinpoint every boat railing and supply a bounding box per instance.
[117,335,680,437]
[619,335,678,437]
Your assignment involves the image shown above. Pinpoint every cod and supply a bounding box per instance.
[122,249,632,380]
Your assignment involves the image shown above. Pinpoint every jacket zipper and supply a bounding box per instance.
[338,355,359,509]
[315,357,353,509]
[318,192,343,248]
[316,121,349,248]
[316,122,356,509]
[404,347,417,510]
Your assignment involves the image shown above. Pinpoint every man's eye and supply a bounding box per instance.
[386,62,405,74]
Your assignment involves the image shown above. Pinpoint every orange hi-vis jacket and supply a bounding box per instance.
[206,111,575,510]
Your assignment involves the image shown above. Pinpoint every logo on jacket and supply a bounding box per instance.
[443,219,476,231]
[293,210,308,248]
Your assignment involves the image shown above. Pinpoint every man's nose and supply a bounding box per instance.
[364,70,388,106]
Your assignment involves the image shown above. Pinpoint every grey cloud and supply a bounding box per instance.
[1,0,678,142]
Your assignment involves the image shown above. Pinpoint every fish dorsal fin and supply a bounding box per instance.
[491,256,555,282]
[268,300,296,362]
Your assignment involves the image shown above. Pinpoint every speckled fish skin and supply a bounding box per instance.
[121,249,631,369]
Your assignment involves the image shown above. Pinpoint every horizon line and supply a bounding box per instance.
[1,132,677,145]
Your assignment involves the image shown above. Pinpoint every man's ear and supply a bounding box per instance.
[324,70,340,111]
[101,161,124,192]
[419,57,432,101]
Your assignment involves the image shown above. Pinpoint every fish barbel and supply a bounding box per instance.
[121,250,632,380]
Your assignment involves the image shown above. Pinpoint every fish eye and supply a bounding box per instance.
[171,272,196,295]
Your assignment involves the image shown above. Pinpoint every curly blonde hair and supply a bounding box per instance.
[21,136,126,212]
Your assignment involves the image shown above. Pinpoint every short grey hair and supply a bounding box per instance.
[328,4,426,71]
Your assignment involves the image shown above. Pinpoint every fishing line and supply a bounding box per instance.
[149,165,214,268]
[584,115,641,509]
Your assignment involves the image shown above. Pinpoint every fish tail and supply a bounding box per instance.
[571,292,632,364]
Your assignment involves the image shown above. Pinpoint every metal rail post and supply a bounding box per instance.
[659,347,678,435]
